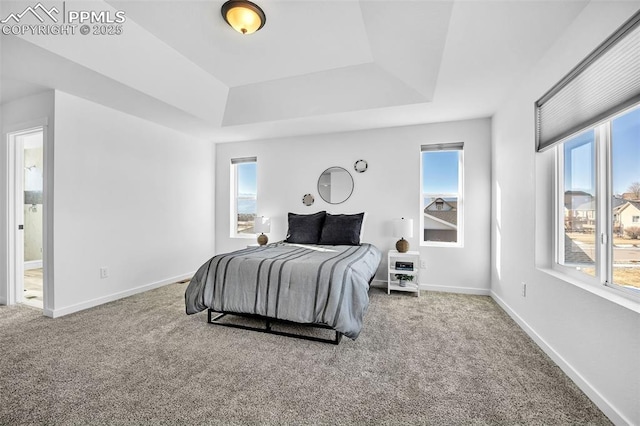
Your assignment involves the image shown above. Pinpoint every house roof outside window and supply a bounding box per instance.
[424,198,457,227]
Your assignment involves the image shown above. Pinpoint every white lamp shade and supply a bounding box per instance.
[393,218,413,238]
[254,216,271,234]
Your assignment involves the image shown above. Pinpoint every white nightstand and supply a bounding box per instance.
[387,250,420,297]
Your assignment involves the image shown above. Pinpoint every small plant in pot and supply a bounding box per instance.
[394,274,414,287]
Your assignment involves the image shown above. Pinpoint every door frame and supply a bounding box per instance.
[5,122,49,311]
[9,128,26,305]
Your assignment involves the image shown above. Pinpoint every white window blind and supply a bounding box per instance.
[536,10,640,152]
[231,156,257,164]
[421,142,464,152]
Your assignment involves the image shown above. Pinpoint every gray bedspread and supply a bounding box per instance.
[185,242,382,339]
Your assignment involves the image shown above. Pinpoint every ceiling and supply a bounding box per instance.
[0,0,593,142]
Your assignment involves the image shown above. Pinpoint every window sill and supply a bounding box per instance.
[539,267,640,314]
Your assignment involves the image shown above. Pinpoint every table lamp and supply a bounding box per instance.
[393,217,413,253]
[254,216,271,246]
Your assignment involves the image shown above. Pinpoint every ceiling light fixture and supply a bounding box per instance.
[221,0,266,35]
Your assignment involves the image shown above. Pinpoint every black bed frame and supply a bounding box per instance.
[207,309,343,345]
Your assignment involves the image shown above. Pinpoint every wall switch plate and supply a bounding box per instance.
[100,267,109,279]
[521,282,526,297]
[420,260,427,269]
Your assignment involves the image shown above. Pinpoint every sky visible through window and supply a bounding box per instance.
[565,107,639,195]
[237,162,257,215]
[237,162,256,194]
[422,151,459,194]
[564,130,595,194]
[612,107,640,195]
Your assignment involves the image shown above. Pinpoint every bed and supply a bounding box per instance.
[185,211,382,344]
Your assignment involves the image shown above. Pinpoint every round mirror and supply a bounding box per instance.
[302,193,315,206]
[354,159,368,173]
[317,167,354,204]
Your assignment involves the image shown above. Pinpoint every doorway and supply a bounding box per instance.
[7,127,45,310]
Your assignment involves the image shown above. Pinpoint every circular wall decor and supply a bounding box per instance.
[302,193,315,206]
[317,167,354,204]
[354,159,368,173]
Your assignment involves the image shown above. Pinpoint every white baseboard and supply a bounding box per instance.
[24,260,43,270]
[420,283,490,296]
[371,279,490,296]
[490,290,629,426]
[374,278,628,424]
[45,272,194,319]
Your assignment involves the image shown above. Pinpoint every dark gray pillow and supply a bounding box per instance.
[285,211,326,244]
[318,213,364,245]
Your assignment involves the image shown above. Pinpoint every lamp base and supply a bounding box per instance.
[396,238,409,253]
[257,233,268,246]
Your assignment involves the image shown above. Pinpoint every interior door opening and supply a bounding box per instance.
[22,130,44,308]
[7,127,45,310]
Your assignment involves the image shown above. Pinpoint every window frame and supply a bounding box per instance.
[553,105,640,301]
[420,145,464,248]
[230,157,257,239]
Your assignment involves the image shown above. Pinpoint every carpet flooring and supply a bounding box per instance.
[0,283,610,425]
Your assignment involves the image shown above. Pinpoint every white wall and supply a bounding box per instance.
[1,91,54,307]
[491,2,640,425]
[51,91,215,316]
[216,119,491,293]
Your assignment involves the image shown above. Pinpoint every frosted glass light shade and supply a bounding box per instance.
[393,218,413,238]
[222,0,266,35]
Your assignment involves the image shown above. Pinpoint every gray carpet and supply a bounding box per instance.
[0,284,610,425]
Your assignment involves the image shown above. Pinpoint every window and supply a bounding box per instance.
[230,157,257,237]
[421,143,463,246]
[557,106,640,296]
[537,10,640,301]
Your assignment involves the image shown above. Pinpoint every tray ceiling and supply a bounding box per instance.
[0,0,594,141]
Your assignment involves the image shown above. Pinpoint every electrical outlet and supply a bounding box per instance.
[100,267,109,279]
[521,282,526,297]
[420,260,427,269]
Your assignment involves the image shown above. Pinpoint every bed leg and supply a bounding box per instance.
[206,311,344,345]
[208,310,228,324]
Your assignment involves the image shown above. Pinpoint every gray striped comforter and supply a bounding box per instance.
[185,242,381,339]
